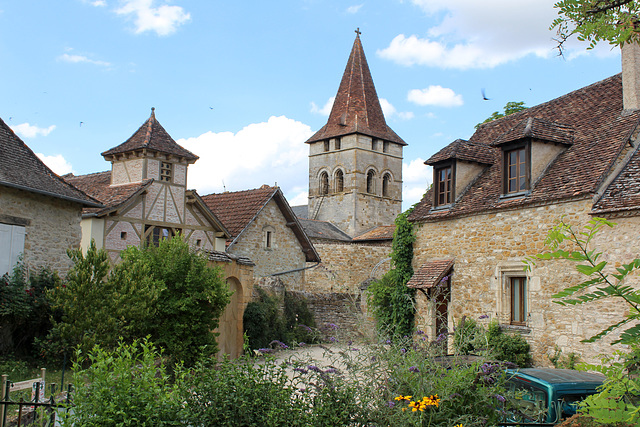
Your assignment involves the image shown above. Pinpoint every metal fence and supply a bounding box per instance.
[0,372,72,427]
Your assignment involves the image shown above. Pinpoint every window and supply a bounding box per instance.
[323,140,330,152]
[263,226,275,249]
[265,231,272,248]
[120,231,127,240]
[335,138,341,150]
[505,146,528,194]
[383,141,390,153]
[366,170,376,194]
[434,165,452,206]
[511,277,527,325]
[160,162,172,182]
[320,172,329,195]
[0,223,25,276]
[334,169,344,192]
[146,226,175,247]
[382,173,391,197]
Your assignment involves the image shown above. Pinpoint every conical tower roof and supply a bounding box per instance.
[305,31,406,146]
[101,108,199,162]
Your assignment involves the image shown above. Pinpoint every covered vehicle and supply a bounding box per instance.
[505,368,605,424]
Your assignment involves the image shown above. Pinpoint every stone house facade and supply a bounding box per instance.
[0,116,100,276]
[202,185,320,290]
[407,45,640,365]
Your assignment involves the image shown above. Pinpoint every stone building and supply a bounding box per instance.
[65,108,229,260]
[202,185,320,290]
[407,44,640,365]
[304,31,406,238]
[0,116,100,276]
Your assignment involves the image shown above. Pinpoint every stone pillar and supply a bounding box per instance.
[622,41,640,110]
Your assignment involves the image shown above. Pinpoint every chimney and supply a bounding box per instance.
[622,41,640,110]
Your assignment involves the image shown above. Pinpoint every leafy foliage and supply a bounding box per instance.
[368,208,416,340]
[551,0,640,54]
[475,101,527,129]
[0,262,59,358]
[524,217,640,345]
[50,237,230,365]
[60,339,183,427]
[485,322,532,368]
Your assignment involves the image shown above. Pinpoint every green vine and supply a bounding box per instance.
[368,208,416,340]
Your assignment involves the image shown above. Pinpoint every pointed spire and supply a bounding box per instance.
[101,108,199,162]
[306,31,406,145]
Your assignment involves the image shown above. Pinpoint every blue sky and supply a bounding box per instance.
[0,0,623,210]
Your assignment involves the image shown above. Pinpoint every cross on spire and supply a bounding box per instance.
[355,27,361,36]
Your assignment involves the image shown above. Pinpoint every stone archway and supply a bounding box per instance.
[218,277,243,359]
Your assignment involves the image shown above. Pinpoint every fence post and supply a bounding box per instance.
[0,375,9,427]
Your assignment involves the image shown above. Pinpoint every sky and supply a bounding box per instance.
[0,0,624,210]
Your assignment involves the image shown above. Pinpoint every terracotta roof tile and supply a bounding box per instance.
[593,143,640,213]
[352,225,395,241]
[101,108,198,162]
[409,74,640,222]
[427,139,494,165]
[493,117,574,146]
[407,259,454,289]
[64,171,151,215]
[305,34,406,146]
[0,116,100,207]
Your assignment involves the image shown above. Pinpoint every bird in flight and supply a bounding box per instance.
[481,88,490,100]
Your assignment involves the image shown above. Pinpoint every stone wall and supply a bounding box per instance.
[0,186,83,275]
[412,198,638,366]
[305,240,392,293]
[229,199,307,290]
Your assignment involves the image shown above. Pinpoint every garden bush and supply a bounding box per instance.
[486,321,531,367]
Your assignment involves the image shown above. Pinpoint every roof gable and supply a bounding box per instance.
[305,33,406,146]
[0,117,100,207]
[101,108,198,162]
[202,185,320,262]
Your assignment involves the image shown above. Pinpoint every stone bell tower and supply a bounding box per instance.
[305,30,406,237]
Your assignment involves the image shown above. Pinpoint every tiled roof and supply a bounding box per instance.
[298,218,353,242]
[427,139,494,166]
[593,143,640,214]
[291,205,308,219]
[201,185,320,262]
[64,171,151,215]
[0,116,101,207]
[407,259,454,289]
[305,34,406,146]
[352,225,395,241]
[409,74,640,222]
[101,108,198,162]
[493,117,574,146]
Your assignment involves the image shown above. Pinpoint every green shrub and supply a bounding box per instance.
[60,339,182,427]
[453,317,486,355]
[284,291,317,344]
[486,321,531,367]
[243,288,287,350]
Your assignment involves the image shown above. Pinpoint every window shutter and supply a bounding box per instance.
[0,223,25,275]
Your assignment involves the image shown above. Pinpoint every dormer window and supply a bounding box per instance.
[434,165,453,207]
[160,161,172,182]
[504,144,530,195]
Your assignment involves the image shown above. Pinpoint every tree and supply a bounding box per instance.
[475,101,527,129]
[552,0,640,54]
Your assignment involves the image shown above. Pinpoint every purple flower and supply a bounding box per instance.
[495,394,506,403]
[436,333,447,343]
[324,323,339,330]
[258,348,273,354]
[308,365,321,372]
[270,340,288,349]
[298,324,313,332]
[329,336,336,343]
[350,347,359,352]
[387,401,396,408]
[293,367,308,374]
[371,356,377,362]
[400,348,407,354]
[479,314,489,319]
[298,342,306,347]
[409,366,420,373]
[324,368,337,374]
[385,339,392,345]
[416,330,425,335]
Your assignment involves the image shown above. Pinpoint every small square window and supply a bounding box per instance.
[196,239,202,247]
[120,231,127,240]
[160,162,172,182]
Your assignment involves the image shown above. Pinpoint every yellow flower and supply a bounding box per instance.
[453,424,463,427]
[395,395,412,401]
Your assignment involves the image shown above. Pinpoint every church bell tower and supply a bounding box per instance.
[305,30,406,237]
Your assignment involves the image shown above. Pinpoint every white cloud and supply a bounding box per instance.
[178,116,313,200]
[115,0,191,36]
[36,154,74,175]
[378,0,616,69]
[58,53,111,67]
[11,123,56,138]
[402,157,431,208]
[408,85,463,107]
[380,98,414,120]
[86,0,107,6]
[310,97,335,116]
[346,4,363,14]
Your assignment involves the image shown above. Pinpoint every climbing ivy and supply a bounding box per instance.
[368,208,416,340]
